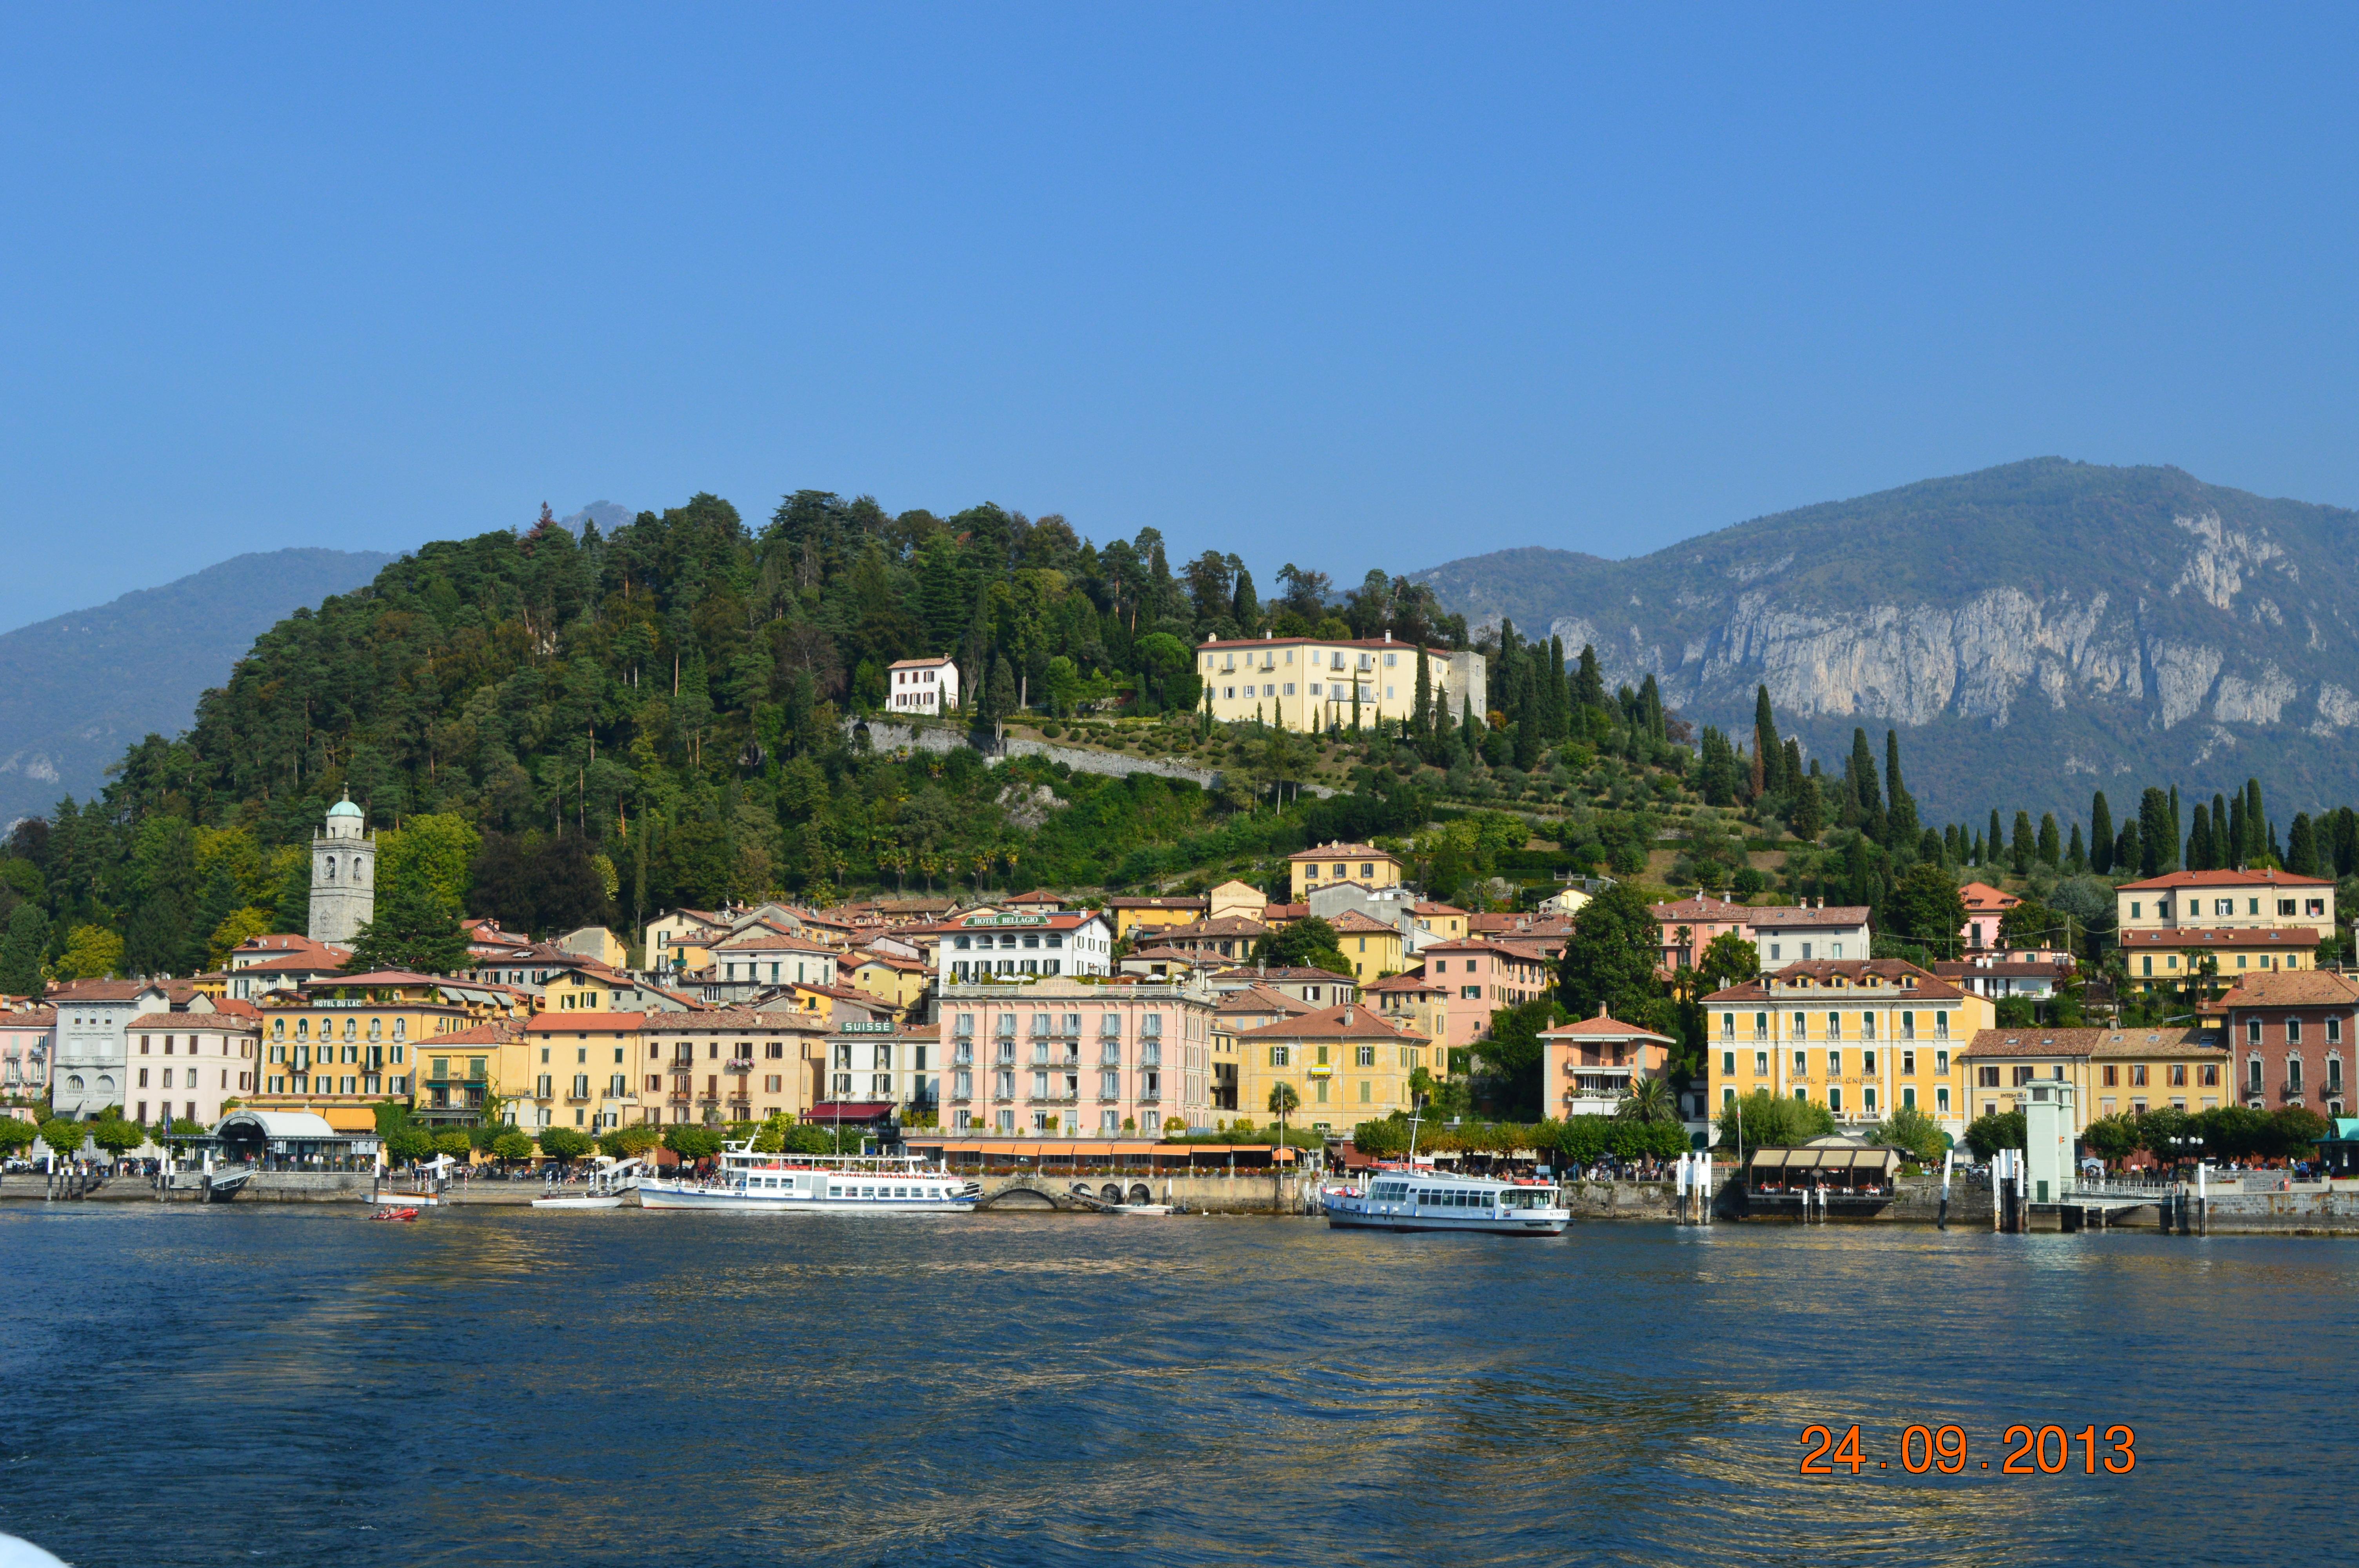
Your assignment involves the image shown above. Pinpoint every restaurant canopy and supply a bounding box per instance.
[1748,1146,1900,1175]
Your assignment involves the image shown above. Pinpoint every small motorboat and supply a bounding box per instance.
[370,1207,420,1223]
[1112,1203,1176,1216]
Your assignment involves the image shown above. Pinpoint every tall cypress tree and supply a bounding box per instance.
[2067,822,2086,868]
[1754,687,1782,793]
[2166,785,2182,871]
[2244,779,2266,862]
[1547,635,1569,740]
[2137,787,2172,877]
[2090,791,2114,874]
[2037,812,2060,866]
[1987,809,2003,869]
[2011,811,2036,873]
[2187,804,2213,871]
[1848,730,1885,842]
[1884,730,1918,846]
[1573,644,1605,713]
[2227,791,2248,869]
[2288,813,2319,877]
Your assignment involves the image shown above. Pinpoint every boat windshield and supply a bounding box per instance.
[1499,1188,1558,1210]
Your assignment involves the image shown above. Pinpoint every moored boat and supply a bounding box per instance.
[532,1155,647,1210]
[1322,1167,1570,1234]
[636,1142,979,1213]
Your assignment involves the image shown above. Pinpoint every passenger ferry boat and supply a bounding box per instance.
[636,1142,980,1213]
[1319,1106,1571,1234]
[1323,1167,1571,1235]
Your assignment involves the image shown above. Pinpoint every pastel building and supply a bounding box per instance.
[1,1005,56,1105]
[1197,635,1485,733]
[126,1007,258,1127]
[1538,1011,1676,1119]
[887,656,960,714]
[937,909,1114,984]
[939,978,1213,1136]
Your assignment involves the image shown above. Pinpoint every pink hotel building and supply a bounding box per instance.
[938,978,1212,1136]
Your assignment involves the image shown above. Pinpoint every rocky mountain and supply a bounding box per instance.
[1410,459,2359,824]
[0,548,396,826]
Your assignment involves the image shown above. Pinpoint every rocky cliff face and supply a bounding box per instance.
[1410,459,2359,822]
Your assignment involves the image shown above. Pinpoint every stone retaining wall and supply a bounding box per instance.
[853,718,1229,789]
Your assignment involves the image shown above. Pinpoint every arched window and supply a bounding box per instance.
[324,857,336,883]
[272,1018,285,1040]
[367,1017,382,1041]
[66,1074,84,1092]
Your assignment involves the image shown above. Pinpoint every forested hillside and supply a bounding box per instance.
[0,494,1509,984]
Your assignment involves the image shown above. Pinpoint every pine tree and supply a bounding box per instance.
[2090,791,2114,874]
[0,904,47,996]
[1791,773,1824,840]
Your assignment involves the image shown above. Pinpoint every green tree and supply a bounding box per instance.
[378,814,482,916]
[343,880,473,974]
[2089,790,2114,873]
[0,904,49,996]
[1266,1080,1301,1146]
[1870,1104,1948,1164]
[54,925,124,982]
[2134,1104,2195,1164]
[1790,773,1824,842]
[1963,1109,2026,1159]
[38,1117,88,1161]
[1616,1076,1677,1125]
[1474,997,1561,1120]
[1694,930,1759,996]
[386,1126,436,1165]
[1714,1089,1834,1157]
[1558,883,1667,1023]
[90,1117,146,1158]
[537,1125,593,1165]
[0,1118,37,1158]
[663,1124,724,1163]
[492,1130,536,1163]
[1252,916,1354,978]
[2080,1114,2139,1169]
[433,1131,474,1160]
[1887,862,1966,952]
[600,1122,663,1160]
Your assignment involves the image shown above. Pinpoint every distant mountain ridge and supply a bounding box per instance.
[1409,459,2359,823]
[0,548,396,825]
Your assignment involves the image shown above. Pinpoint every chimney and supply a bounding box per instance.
[1384,630,1392,642]
[1342,1007,1354,1025]
[1595,1002,1608,1019]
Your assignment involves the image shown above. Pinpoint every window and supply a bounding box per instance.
[1792,1050,1807,1077]
[1861,1014,1876,1042]
[1934,1013,1950,1040]
[1863,1049,1877,1075]
[1902,1087,1916,1110]
[2248,1019,2264,1045]
[1827,1050,1842,1078]
[1270,1046,1291,1067]
[1792,1012,1808,1039]
[1754,1051,1768,1077]
[1899,1011,1916,1040]
[1977,1066,2000,1088]
[1826,1012,1841,1040]
[1356,1045,1375,1067]
[1937,1086,1950,1113]
[2103,1065,2118,1086]
[1721,1050,1736,1077]
[2129,1064,2148,1087]
[2289,1058,2304,1092]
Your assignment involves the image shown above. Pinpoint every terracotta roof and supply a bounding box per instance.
[1208,965,1358,985]
[887,656,955,669]
[1214,985,1316,1018]
[1412,902,1469,917]
[240,950,351,975]
[2117,867,2334,890]
[852,951,929,973]
[1746,905,1874,928]
[524,1011,648,1033]
[45,980,149,1001]
[2215,972,2359,1010]
[1538,1012,1675,1044]
[1234,1002,1422,1043]
[1201,635,1454,655]
[1963,1026,2226,1059]
[2118,927,2319,949]
[1260,903,1311,921]
[1104,896,1208,911]
[427,1021,526,1047]
[1933,961,2069,978]
[307,970,453,988]
[1649,895,1753,920]
[1956,882,2021,912]
[0,1005,56,1025]
[1161,916,1272,939]
[1364,971,1444,995]
[648,1008,831,1032]
[1005,889,1066,905]
[949,910,1105,931]
[1286,842,1396,863]
[1326,910,1399,935]
[1702,959,1964,1004]
[713,929,838,954]
[129,1012,257,1031]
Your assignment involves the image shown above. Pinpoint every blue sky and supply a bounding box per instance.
[4,4,2356,630]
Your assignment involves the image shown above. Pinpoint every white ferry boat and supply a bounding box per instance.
[1323,1167,1571,1235]
[636,1143,980,1213]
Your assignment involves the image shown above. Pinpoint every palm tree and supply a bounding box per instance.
[1616,1076,1677,1125]
[1267,1081,1301,1146]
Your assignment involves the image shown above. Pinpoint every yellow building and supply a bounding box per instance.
[1207,880,1268,923]
[1364,971,1451,1056]
[1701,960,1994,1142]
[1198,635,1486,734]
[2117,927,2319,993]
[638,1010,834,1126]
[411,1021,521,1127]
[1232,1002,1432,1135]
[1327,909,1406,983]
[251,971,519,1125]
[2114,868,2335,938]
[848,951,931,1018]
[1104,896,1210,943]
[1959,1025,2232,1131]
[1286,841,1403,901]
[1412,902,1470,941]
[1210,984,1314,1115]
[516,1012,648,1134]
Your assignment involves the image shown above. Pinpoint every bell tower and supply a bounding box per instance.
[309,791,376,945]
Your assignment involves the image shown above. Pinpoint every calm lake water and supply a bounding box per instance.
[2,1204,2353,1567]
